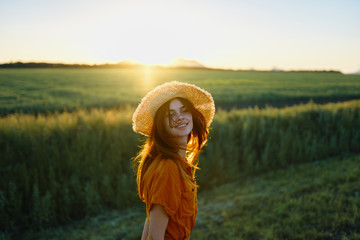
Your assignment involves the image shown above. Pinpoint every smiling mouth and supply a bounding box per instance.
[175,123,188,128]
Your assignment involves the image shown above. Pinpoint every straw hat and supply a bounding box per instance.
[132,81,215,136]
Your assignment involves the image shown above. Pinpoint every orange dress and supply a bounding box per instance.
[143,156,198,240]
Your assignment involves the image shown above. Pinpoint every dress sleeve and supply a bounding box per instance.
[146,159,182,217]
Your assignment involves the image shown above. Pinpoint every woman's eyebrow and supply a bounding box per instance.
[169,105,185,111]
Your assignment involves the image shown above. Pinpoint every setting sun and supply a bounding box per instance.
[71,1,205,66]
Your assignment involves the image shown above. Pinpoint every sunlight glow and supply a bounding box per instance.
[142,65,155,91]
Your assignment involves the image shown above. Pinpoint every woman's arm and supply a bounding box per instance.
[141,218,149,240]
[148,204,169,240]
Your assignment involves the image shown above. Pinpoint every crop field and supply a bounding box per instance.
[1,68,360,115]
[1,68,360,239]
[21,154,360,240]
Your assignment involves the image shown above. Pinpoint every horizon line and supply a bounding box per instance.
[0,60,352,74]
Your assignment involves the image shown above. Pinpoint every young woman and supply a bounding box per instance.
[132,81,215,240]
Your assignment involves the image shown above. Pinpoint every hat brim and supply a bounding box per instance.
[132,81,215,136]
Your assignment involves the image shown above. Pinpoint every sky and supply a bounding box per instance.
[0,0,359,73]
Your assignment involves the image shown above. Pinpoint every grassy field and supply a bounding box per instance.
[19,154,360,240]
[1,99,360,238]
[1,68,360,115]
[1,69,360,239]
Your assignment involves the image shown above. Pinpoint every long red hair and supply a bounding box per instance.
[133,97,209,200]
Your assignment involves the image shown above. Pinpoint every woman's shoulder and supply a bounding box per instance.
[154,155,178,166]
[153,155,180,174]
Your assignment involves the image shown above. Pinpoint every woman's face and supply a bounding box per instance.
[164,98,193,143]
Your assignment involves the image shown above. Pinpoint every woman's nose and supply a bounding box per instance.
[175,113,184,121]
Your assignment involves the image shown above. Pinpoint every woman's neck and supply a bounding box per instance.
[178,147,187,159]
[175,136,188,159]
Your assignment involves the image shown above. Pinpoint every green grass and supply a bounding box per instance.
[18,154,360,240]
[1,100,360,236]
[193,155,360,240]
[2,68,360,238]
[1,68,360,115]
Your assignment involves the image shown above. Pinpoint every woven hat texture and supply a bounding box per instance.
[132,81,215,136]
